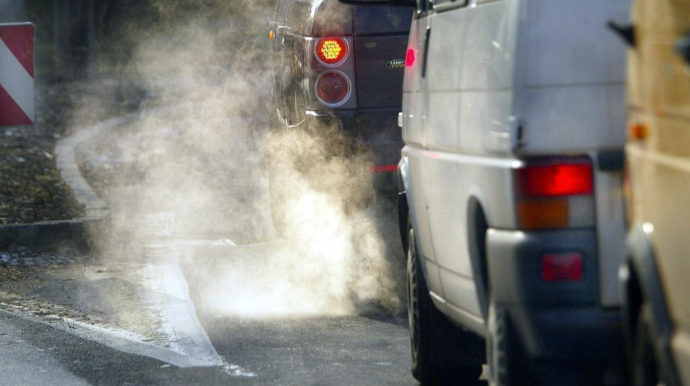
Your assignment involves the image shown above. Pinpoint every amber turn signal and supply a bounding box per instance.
[629,122,649,140]
[516,199,568,229]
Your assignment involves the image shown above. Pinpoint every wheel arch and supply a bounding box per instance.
[620,252,642,352]
[467,196,490,320]
[397,157,410,254]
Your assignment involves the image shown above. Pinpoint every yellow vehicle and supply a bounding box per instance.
[620,0,690,385]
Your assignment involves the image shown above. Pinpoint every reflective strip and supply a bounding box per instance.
[0,37,34,123]
[370,164,398,173]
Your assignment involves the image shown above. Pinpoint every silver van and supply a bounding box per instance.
[352,0,631,384]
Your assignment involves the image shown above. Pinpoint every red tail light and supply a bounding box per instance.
[514,158,594,230]
[315,37,348,66]
[315,71,351,107]
[405,48,415,67]
[516,163,593,197]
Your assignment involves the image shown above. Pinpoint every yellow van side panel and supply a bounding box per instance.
[629,0,690,382]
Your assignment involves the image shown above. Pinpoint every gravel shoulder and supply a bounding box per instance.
[0,82,85,226]
[0,248,171,345]
[0,78,150,228]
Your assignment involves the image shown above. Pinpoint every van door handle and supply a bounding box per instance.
[422,27,431,78]
[676,33,690,65]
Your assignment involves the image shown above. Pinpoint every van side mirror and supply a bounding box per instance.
[337,0,416,7]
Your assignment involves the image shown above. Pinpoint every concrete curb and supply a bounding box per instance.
[0,113,139,248]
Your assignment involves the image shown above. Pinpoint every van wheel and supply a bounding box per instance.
[487,296,532,386]
[632,304,659,386]
[407,224,482,385]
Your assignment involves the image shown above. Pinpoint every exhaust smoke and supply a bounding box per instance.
[73,0,404,320]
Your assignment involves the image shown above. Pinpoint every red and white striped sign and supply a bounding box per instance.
[0,23,35,127]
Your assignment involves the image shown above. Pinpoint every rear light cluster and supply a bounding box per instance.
[514,158,594,230]
[314,37,351,107]
[514,158,594,283]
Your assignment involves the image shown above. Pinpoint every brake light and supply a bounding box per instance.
[514,159,594,230]
[315,37,348,66]
[406,48,415,67]
[542,253,583,282]
[516,164,593,197]
[315,71,351,107]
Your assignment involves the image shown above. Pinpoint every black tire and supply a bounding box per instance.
[487,296,532,386]
[632,304,660,386]
[407,222,483,385]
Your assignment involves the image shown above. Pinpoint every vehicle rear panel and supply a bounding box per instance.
[306,1,411,170]
[513,0,630,307]
[353,6,412,109]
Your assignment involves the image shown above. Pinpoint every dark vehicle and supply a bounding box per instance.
[268,0,412,232]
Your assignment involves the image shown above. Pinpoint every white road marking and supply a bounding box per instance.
[145,256,254,375]
[0,258,255,376]
[0,307,198,368]
[146,261,221,367]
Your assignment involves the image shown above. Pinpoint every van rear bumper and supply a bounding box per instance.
[503,305,623,361]
[487,228,623,361]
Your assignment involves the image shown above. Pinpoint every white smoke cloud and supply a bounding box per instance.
[75,0,405,319]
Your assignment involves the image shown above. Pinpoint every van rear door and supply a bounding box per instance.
[513,0,631,306]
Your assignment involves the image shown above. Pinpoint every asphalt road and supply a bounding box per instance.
[179,245,417,386]
[192,307,416,385]
[0,246,420,386]
[0,310,254,386]
[0,233,420,386]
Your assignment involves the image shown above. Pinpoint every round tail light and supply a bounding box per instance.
[315,71,351,107]
[315,37,349,67]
